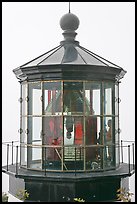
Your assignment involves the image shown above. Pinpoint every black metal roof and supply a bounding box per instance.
[13,12,127,82]
[18,43,123,68]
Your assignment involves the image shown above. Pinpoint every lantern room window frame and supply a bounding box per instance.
[19,79,120,172]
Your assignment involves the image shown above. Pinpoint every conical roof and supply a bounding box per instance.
[19,43,123,68]
[13,12,126,81]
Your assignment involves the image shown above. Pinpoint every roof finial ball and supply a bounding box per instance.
[60,11,80,43]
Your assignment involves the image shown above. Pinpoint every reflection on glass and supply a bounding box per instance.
[21,145,27,166]
[43,116,63,146]
[86,146,103,170]
[64,116,83,145]
[115,116,120,167]
[115,145,120,168]
[63,82,84,114]
[32,142,42,162]
[115,116,119,144]
[85,82,101,115]
[104,117,113,145]
[45,146,62,170]
[104,83,113,115]
[44,82,61,115]
[103,145,115,169]
[103,117,115,168]
[32,117,42,141]
[28,82,42,115]
[85,116,100,145]
[27,117,42,142]
[21,115,27,167]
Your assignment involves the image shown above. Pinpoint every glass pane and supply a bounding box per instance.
[21,116,27,143]
[85,116,101,145]
[104,117,113,145]
[103,117,114,166]
[103,145,115,169]
[22,46,62,67]
[86,146,103,170]
[41,46,64,65]
[76,47,106,66]
[63,146,84,171]
[63,82,84,115]
[43,116,63,145]
[22,83,27,116]
[45,146,62,170]
[28,82,42,115]
[32,117,42,141]
[26,142,42,170]
[20,116,27,167]
[104,83,114,115]
[28,117,42,144]
[44,82,62,115]
[115,83,118,115]
[20,145,27,167]
[115,116,120,167]
[32,141,42,170]
[85,82,101,115]
[115,116,119,144]
[64,116,83,145]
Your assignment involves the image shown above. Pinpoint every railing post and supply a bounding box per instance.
[7,144,9,171]
[12,141,13,165]
[75,147,76,176]
[128,145,130,174]
[132,143,135,170]
[16,146,18,175]
[121,140,123,163]
[45,147,46,176]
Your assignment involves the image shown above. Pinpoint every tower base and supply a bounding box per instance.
[8,174,129,202]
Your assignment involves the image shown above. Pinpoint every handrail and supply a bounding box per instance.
[2,141,19,144]
[121,140,135,143]
[2,140,135,174]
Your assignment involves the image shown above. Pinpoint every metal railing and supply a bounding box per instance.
[2,140,135,175]
[120,140,135,172]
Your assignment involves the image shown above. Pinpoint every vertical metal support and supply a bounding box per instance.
[75,147,76,176]
[45,146,46,176]
[101,82,105,170]
[12,141,13,165]
[83,81,86,171]
[61,81,64,172]
[16,146,18,175]
[121,140,123,163]
[41,81,45,172]
[132,143,134,170]
[7,144,9,171]
[20,82,22,169]
[128,145,130,174]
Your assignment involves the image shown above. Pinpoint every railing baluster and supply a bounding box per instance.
[7,144,9,171]
[128,145,130,174]
[121,140,123,163]
[16,146,18,175]
[45,147,46,176]
[132,143,135,170]
[12,141,13,165]
[75,147,76,176]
